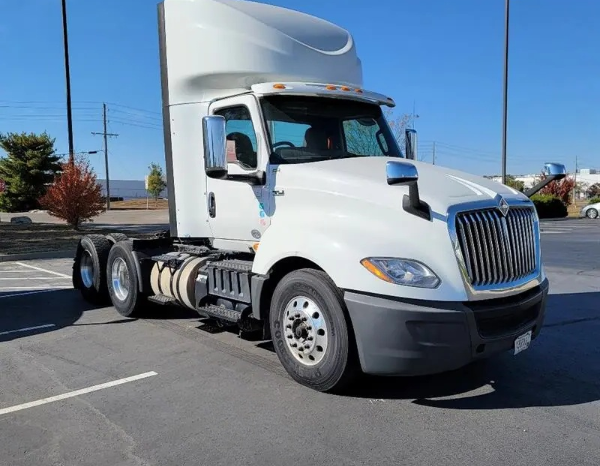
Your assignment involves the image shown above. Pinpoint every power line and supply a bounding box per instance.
[92,103,119,210]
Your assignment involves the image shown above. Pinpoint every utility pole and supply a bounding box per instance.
[92,103,118,211]
[432,141,436,165]
[572,155,578,205]
[61,0,75,165]
[501,0,510,184]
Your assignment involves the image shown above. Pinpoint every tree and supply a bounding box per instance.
[146,163,167,206]
[587,183,600,198]
[534,171,576,205]
[39,156,105,229]
[0,131,62,212]
[504,175,525,192]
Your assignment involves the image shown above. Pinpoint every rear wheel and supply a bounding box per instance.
[73,234,112,304]
[106,232,129,244]
[106,240,145,318]
[269,269,359,393]
[586,208,598,219]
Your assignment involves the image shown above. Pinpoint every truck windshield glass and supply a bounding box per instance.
[260,95,403,164]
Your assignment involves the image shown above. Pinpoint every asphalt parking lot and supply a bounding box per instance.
[1,219,599,466]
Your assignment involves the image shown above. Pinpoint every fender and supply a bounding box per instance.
[252,205,469,302]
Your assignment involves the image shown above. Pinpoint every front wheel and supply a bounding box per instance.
[586,208,598,219]
[269,269,359,392]
[106,240,145,318]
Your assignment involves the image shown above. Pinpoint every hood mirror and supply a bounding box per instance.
[523,162,567,198]
[386,160,430,221]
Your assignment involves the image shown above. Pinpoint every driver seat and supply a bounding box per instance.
[226,132,256,168]
[304,128,329,150]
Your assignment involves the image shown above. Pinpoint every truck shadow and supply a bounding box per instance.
[0,289,108,343]
[344,290,600,409]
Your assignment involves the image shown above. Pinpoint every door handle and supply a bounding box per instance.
[208,192,216,218]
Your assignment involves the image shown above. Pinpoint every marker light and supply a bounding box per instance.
[326,85,337,90]
[340,86,351,91]
[273,83,286,89]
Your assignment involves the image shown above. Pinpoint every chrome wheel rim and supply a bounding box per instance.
[111,257,130,301]
[80,251,94,289]
[587,209,598,219]
[283,296,328,366]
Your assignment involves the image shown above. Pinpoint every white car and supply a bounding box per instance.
[581,201,600,219]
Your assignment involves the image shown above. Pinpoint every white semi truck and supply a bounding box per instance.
[72,0,566,392]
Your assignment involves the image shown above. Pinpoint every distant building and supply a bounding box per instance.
[97,179,168,200]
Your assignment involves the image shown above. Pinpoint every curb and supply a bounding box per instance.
[0,249,74,263]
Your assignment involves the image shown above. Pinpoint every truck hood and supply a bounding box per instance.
[274,157,529,214]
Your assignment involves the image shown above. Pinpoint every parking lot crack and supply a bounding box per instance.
[70,396,153,466]
[544,316,600,328]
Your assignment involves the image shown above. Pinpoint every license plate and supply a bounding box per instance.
[514,330,532,355]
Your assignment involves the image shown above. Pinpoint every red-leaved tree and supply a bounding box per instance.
[39,157,105,229]
[535,171,576,205]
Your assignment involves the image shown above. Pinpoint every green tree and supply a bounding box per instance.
[146,162,167,205]
[587,183,600,198]
[0,132,62,212]
[504,175,525,192]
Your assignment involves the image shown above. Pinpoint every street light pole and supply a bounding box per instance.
[61,0,75,165]
[501,0,510,185]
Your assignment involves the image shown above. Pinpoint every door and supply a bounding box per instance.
[206,94,272,244]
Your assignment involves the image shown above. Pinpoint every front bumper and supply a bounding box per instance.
[344,278,549,376]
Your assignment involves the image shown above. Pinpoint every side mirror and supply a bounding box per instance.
[523,162,567,198]
[203,115,228,179]
[405,129,418,160]
[387,160,418,186]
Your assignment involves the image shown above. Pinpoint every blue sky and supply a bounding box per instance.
[1,0,598,180]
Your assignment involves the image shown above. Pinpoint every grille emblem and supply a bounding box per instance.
[498,197,510,217]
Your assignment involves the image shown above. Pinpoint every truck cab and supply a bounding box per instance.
[72,0,567,393]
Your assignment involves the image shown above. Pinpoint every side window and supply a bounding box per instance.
[343,118,389,156]
[214,106,258,169]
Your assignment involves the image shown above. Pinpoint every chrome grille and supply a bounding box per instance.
[455,206,537,287]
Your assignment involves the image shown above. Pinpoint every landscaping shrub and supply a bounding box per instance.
[39,157,105,229]
[530,194,567,219]
[587,196,600,205]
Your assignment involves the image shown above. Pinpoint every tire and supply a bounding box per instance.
[106,233,128,244]
[269,268,359,393]
[73,234,112,304]
[586,208,598,219]
[106,240,145,318]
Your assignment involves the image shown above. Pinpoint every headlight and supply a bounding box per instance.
[360,257,441,288]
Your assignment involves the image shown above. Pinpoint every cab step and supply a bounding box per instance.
[147,294,177,306]
[198,304,241,323]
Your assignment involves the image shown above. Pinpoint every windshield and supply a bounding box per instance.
[259,95,404,164]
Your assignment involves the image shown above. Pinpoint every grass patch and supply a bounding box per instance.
[0,223,155,256]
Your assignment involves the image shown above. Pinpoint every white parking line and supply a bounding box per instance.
[14,262,70,279]
[0,324,56,336]
[0,270,41,273]
[0,371,158,416]
[0,287,72,299]
[0,277,71,280]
